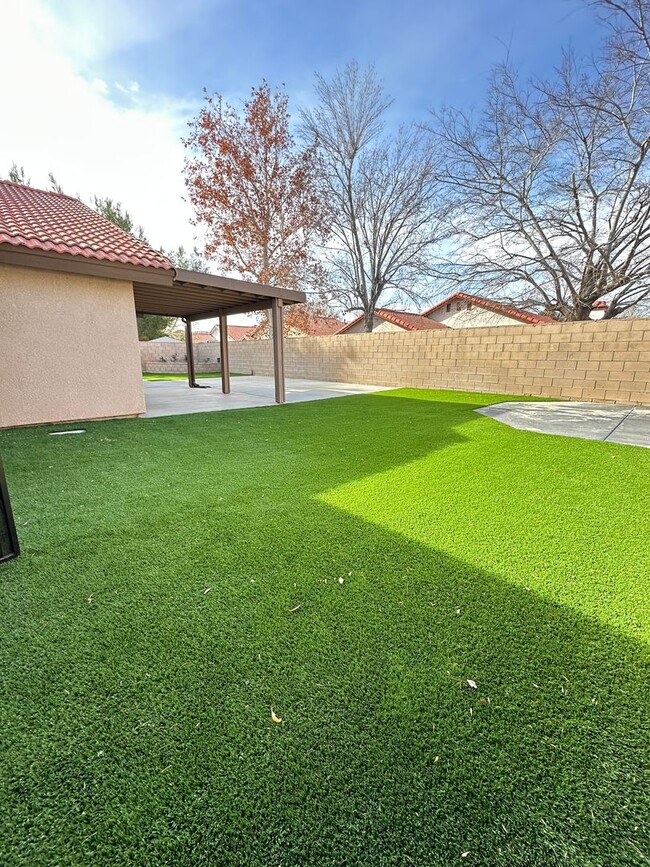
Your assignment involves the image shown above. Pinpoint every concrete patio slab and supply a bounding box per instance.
[143,376,392,418]
[476,401,650,448]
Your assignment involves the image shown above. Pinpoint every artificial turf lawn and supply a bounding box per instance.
[0,388,648,866]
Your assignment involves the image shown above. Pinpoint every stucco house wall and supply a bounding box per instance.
[426,301,517,328]
[0,263,145,428]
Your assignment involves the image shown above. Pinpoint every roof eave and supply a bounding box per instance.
[0,244,172,285]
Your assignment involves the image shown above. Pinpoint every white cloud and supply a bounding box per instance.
[0,0,201,251]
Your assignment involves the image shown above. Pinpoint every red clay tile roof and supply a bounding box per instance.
[191,331,216,342]
[301,315,345,336]
[423,292,555,325]
[227,325,258,341]
[0,180,172,270]
[336,308,448,334]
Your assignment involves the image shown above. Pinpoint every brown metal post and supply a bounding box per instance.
[271,298,285,404]
[219,315,231,394]
[184,318,198,388]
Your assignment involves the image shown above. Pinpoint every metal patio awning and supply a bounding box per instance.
[131,268,304,402]
[0,246,304,404]
[132,268,305,320]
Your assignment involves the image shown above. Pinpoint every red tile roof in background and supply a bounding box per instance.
[423,292,555,325]
[191,331,216,342]
[228,325,258,341]
[300,315,344,336]
[0,180,172,270]
[336,308,448,334]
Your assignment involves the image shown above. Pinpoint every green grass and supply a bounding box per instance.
[142,372,248,381]
[0,389,648,866]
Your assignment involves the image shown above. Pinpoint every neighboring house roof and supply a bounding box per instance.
[302,315,345,336]
[228,324,258,341]
[191,331,216,342]
[209,324,258,341]
[0,180,172,270]
[149,336,182,343]
[423,292,555,325]
[252,315,346,339]
[336,308,448,334]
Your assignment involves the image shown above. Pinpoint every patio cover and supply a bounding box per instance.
[132,267,305,401]
[133,268,304,321]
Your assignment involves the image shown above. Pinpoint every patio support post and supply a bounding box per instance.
[183,317,199,388]
[271,297,285,404]
[219,315,230,394]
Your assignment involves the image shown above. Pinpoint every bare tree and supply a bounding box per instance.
[301,62,447,330]
[429,8,650,320]
[586,0,650,67]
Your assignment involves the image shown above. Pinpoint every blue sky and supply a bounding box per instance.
[52,0,603,125]
[1,0,605,323]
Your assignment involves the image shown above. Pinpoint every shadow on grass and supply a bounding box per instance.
[0,390,648,865]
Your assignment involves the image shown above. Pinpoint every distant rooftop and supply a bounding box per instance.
[423,292,556,325]
[337,308,448,334]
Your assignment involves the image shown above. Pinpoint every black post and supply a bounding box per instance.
[0,457,19,563]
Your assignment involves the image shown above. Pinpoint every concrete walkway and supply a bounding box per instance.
[143,376,392,418]
[476,401,650,447]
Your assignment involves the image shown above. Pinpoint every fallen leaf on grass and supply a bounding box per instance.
[461,852,470,858]
[287,604,302,613]
[203,588,212,594]
[479,697,491,706]
[271,708,283,724]
[467,679,477,689]
[86,595,93,604]
[455,608,461,615]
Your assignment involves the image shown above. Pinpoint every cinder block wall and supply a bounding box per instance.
[139,341,220,374]
[226,319,649,404]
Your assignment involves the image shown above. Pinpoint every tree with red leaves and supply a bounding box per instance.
[183,82,325,292]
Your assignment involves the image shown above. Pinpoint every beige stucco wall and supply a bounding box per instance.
[226,318,650,405]
[427,302,519,328]
[343,316,405,334]
[1,263,145,428]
